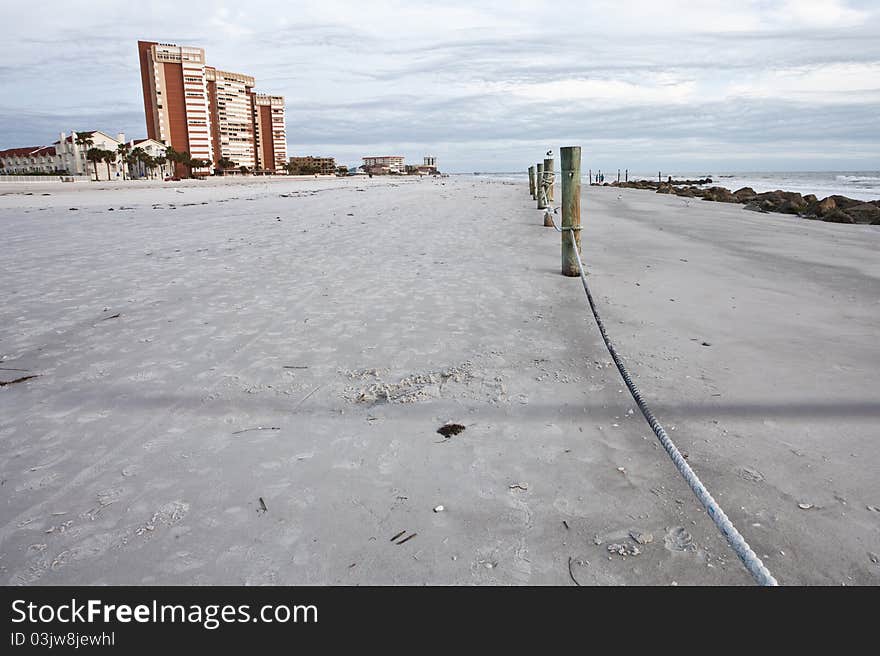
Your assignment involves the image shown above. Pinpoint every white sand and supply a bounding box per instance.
[0,176,877,585]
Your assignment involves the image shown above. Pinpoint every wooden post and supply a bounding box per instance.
[617,169,620,183]
[543,157,554,204]
[536,162,546,209]
[658,171,661,183]
[561,146,581,277]
[589,168,592,185]
[543,156,555,226]
[625,168,628,182]
[528,165,536,198]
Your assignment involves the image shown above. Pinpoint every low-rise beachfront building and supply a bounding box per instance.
[362,156,405,175]
[0,145,59,174]
[54,130,126,180]
[288,156,336,175]
[125,138,170,179]
[1,130,127,179]
[404,156,440,176]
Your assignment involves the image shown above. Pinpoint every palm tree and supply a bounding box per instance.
[216,157,236,175]
[128,147,146,179]
[142,155,156,179]
[154,155,168,179]
[74,132,94,176]
[86,147,103,180]
[117,143,131,180]
[101,149,116,181]
[188,156,210,177]
[74,132,94,148]
[164,146,194,177]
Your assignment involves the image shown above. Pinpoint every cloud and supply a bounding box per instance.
[1,0,878,171]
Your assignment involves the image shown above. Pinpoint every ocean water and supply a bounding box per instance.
[471,171,880,202]
[677,171,880,202]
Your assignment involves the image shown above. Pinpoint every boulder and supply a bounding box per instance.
[743,201,768,213]
[701,186,738,203]
[845,202,880,225]
[817,195,862,214]
[733,187,757,202]
[778,200,806,215]
[822,209,855,224]
[816,196,837,216]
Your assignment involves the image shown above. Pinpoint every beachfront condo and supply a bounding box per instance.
[138,40,287,174]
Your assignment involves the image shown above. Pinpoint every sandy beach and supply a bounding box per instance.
[0,176,878,585]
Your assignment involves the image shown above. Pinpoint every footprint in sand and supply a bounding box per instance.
[664,526,696,552]
[735,466,765,483]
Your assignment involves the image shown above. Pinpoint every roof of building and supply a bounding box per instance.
[54,131,96,144]
[53,131,121,145]
[0,145,56,158]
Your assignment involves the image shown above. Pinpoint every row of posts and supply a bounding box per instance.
[527,147,581,277]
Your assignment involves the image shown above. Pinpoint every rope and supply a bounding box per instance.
[566,229,778,586]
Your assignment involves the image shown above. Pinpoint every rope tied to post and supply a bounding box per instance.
[565,228,778,586]
[537,147,778,584]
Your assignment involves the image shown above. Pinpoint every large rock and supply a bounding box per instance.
[733,187,757,202]
[701,186,738,203]
[822,209,855,224]
[752,190,806,214]
[845,203,880,225]
[743,201,768,213]
[816,196,837,216]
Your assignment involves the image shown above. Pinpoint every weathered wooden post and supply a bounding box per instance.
[543,156,554,204]
[589,168,592,185]
[625,168,628,182]
[528,165,536,198]
[543,154,555,226]
[536,162,546,209]
[658,170,661,183]
[561,146,581,277]
[617,169,620,183]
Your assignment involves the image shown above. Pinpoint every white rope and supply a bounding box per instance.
[561,222,778,586]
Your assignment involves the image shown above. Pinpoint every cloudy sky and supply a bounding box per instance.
[2,0,878,172]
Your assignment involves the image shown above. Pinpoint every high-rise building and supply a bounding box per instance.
[138,41,213,172]
[253,95,288,173]
[206,67,257,170]
[138,40,287,174]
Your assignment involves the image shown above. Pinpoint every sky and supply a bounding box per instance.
[1,0,878,173]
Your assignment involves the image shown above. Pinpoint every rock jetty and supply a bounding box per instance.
[606,179,880,225]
